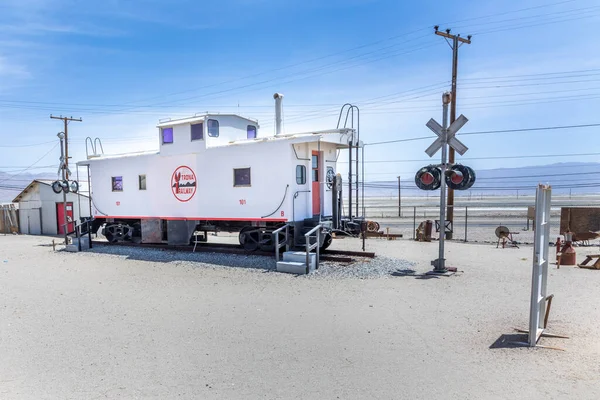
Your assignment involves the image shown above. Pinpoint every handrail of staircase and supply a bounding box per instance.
[274,223,290,262]
[304,224,322,274]
[60,217,94,251]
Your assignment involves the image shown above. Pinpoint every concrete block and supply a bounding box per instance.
[283,251,316,272]
[276,261,308,275]
[65,244,79,253]
[72,236,90,250]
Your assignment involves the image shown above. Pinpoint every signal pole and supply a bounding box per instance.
[434,26,471,239]
[50,115,82,179]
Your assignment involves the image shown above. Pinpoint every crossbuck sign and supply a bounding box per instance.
[425,114,469,157]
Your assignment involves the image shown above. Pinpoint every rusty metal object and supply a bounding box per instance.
[495,226,519,249]
[415,220,433,242]
[559,232,577,266]
[572,231,600,246]
[366,220,380,232]
[578,254,600,269]
[560,207,600,235]
[543,294,554,329]
[362,230,403,240]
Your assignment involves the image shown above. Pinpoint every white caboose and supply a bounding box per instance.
[79,94,361,250]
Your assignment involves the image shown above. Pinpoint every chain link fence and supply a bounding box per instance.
[355,196,600,245]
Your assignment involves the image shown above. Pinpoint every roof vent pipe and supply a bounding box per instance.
[273,93,284,136]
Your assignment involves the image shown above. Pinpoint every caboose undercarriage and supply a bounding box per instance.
[93,217,336,252]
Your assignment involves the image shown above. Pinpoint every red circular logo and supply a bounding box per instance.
[171,166,197,202]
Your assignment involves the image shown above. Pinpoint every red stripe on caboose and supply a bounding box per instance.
[94,216,288,222]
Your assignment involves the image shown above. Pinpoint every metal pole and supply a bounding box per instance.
[59,137,68,245]
[361,145,365,218]
[87,165,92,219]
[348,133,352,219]
[397,176,401,217]
[435,93,451,273]
[464,206,468,242]
[64,119,69,180]
[76,166,81,223]
[413,206,416,240]
[355,108,359,219]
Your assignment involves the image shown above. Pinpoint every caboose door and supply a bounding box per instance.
[312,151,320,215]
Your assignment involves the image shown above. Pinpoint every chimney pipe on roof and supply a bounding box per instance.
[273,93,284,136]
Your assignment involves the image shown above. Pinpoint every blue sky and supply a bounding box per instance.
[1,0,600,187]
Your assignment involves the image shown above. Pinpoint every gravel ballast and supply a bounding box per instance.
[85,244,415,279]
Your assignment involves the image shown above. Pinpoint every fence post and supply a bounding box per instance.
[412,206,416,240]
[464,206,468,242]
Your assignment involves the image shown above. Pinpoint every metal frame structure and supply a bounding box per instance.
[336,104,363,220]
[529,184,552,345]
[512,184,568,349]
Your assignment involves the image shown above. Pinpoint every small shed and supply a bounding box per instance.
[12,180,91,235]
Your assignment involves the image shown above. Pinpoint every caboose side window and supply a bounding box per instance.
[191,123,203,141]
[162,127,173,144]
[233,168,251,187]
[112,176,123,192]
[207,119,219,137]
[247,125,257,139]
[139,175,146,190]
[296,165,306,184]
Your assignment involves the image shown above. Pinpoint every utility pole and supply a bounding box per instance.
[434,26,471,240]
[50,115,82,179]
[397,176,402,217]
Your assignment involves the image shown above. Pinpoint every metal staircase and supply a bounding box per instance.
[275,222,322,275]
[64,217,94,252]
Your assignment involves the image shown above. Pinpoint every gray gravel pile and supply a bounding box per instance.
[306,256,416,280]
[76,245,414,279]
[84,245,277,272]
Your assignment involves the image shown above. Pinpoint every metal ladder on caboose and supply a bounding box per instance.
[337,104,364,221]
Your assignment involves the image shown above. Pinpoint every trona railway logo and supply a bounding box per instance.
[171,166,197,202]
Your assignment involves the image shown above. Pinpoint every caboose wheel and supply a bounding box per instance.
[103,223,132,243]
[239,226,260,251]
[259,232,275,252]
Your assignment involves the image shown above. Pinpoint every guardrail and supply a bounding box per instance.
[273,224,290,261]
[305,225,322,274]
[61,218,94,251]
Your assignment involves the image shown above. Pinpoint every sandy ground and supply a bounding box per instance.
[1,234,600,400]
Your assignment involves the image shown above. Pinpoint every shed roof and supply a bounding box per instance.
[12,180,90,203]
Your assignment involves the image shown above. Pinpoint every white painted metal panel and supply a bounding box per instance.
[87,135,341,223]
[529,184,552,346]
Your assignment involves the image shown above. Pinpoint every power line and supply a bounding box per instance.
[437,0,576,26]
[363,170,600,181]
[455,4,600,31]
[0,140,56,148]
[471,10,600,36]
[340,152,600,164]
[362,163,600,177]
[0,144,58,184]
[366,122,600,146]
[3,68,599,113]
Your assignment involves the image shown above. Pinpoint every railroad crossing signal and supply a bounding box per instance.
[425,114,469,157]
